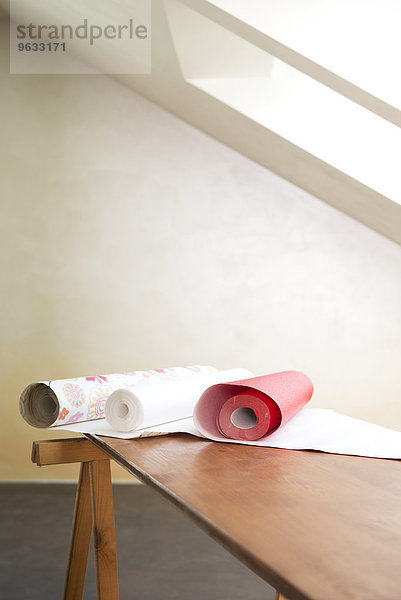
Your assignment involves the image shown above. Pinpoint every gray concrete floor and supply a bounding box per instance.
[1,483,275,599]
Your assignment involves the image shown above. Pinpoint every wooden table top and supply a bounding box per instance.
[87,433,401,600]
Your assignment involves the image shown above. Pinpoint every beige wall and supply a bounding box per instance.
[1,20,401,481]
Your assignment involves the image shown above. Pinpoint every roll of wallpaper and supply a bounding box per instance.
[105,368,254,432]
[193,370,313,441]
[19,365,217,428]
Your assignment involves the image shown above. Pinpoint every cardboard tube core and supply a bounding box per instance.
[230,407,257,429]
[117,403,129,419]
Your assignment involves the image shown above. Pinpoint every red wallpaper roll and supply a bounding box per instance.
[194,370,313,441]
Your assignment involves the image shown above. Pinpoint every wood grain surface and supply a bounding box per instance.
[63,462,92,600]
[32,438,108,465]
[87,433,401,600]
[89,460,119,600]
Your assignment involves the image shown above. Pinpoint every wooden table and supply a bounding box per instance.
[32,434,401,600]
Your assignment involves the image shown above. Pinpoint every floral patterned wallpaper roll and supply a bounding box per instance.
[19,365,217,428]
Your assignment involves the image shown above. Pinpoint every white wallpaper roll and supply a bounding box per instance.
[105,368,254,432]
[19,365,217,428]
